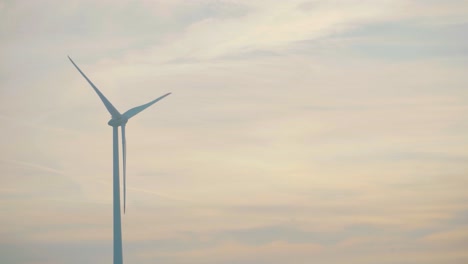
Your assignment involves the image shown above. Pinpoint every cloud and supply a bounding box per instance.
[1,1,468,264]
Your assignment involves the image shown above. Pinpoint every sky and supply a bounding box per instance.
[1,0,468,263]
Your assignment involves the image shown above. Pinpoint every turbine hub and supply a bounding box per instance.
[108,116,128,127]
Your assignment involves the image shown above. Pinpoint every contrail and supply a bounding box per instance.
[128,186,193,204]
[0,158,65,175]
[93,179,192,204]
[0,114,81,135]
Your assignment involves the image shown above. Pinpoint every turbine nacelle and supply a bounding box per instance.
[108,115,128,127]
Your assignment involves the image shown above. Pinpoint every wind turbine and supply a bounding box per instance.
[68,56,170,264]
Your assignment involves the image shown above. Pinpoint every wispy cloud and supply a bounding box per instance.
[1,0,468,263]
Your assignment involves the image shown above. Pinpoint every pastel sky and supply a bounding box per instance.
[1,0,468,263]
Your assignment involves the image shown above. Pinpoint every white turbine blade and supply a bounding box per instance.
[123,93,171,119]
[68,56,121,118]
[122,124,127,214]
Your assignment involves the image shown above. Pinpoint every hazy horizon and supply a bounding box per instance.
[1,1,468,263]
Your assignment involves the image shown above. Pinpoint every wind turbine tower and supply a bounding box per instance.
[68,56,171,264]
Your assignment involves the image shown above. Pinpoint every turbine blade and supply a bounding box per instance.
[123,93,171,119]
[68,56,121,118]
[122,124,127,214]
